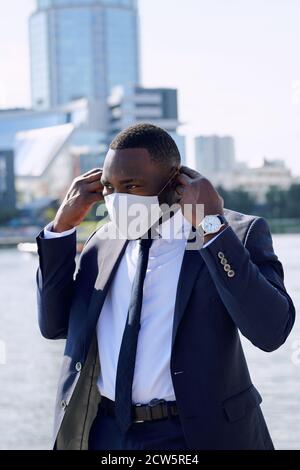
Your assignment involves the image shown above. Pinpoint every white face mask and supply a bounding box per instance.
[104,169,179,240]
[104,192,161,239]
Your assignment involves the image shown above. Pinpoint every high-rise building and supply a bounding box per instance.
[194,135,236,177]
[108,85,186,162]
[29,0,140,111]
[108,86,179,135]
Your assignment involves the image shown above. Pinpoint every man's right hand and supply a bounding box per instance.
[52,168,104,233]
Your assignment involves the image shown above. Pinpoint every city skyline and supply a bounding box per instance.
[0,0,300,174]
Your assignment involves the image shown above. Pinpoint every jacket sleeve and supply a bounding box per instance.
[200,216,296,352]
[36,227,97,340]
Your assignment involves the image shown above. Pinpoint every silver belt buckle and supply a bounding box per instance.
[150,398,167,418]
[149,398,166,407]
[134,403,144,423]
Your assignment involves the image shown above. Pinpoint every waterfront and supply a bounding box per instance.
[0,234,299,449]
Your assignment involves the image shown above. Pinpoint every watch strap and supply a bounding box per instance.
[216,214,227,225]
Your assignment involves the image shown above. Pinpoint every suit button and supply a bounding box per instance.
[75,362,82,372]
[228,270,235,278]
[61,399,67,409]
[220,257,227,265]
[218,251,225,259]
[223,264,231,272]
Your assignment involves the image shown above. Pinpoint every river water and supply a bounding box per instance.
[0,234,299,449]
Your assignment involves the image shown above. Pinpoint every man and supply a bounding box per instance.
[36,123,295,450]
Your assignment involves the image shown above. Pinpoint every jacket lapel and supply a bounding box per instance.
[84,236,129,354]
[171,234,206,350]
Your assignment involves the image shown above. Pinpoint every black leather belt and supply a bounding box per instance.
[100,396,179,423]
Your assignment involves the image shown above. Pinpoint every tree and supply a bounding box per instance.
[217,186,256,214]
[0,208,18,225]
[265,186,287,218]
[286,184,300,218]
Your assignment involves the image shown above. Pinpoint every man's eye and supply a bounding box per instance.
[127,184,138,190]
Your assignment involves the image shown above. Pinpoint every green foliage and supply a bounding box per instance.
[42,207,57,223]
[285,184,300,218]
[265,186,287,218]
[217,186,256,214]
[217,183,300,231]
[265,184,300,218]
[0,208,18,224]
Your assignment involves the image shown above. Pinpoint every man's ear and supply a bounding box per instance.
[171,166,181,179]
[174,165,181,180]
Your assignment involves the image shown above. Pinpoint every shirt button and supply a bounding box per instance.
[61,399,67,409]
[220,257,228,265]
[75,362,82,372]
[228,270,235,278]
[223,264,231,272]
[218,251,225,259]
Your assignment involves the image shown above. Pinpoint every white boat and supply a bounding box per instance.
[17,243,38,254]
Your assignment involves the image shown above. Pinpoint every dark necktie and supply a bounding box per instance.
[114,236,153,433]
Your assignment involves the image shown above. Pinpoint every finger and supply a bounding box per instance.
[176,173,191,186]
[86,180,104,193]
[83,170,103,183]
[82,168,103,179]
[82,167,103,177]
[179,165,202,179]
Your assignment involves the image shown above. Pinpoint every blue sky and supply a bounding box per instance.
[1,0,300,174]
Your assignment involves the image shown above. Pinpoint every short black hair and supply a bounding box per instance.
[109,123,181,167]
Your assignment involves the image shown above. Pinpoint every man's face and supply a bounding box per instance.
[101,148,179,205]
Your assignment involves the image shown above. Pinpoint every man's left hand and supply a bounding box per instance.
[175,166,224,228]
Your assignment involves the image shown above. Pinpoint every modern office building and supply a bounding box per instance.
[29,0,140,111]
[108,86,178,134]
[0,99,107,204]
[108,85,186,161]
[0,105,76,150]
[0,99,105,149]
[14,124,106,203]
[233,158,293,203]
[195,135,236,178]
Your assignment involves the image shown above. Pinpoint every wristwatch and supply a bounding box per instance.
[199,214,228,235]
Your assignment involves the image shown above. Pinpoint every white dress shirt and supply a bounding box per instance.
[96,210,193,403]
[43,211,227,404]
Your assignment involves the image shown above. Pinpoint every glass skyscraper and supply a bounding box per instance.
[29,0,140,109]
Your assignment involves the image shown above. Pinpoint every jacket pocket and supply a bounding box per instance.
[222,384,262,422]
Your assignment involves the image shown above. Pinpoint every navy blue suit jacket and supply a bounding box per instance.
[36,209,295,449]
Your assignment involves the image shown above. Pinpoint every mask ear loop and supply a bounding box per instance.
[157,167,180,196]
[155,168,181,227]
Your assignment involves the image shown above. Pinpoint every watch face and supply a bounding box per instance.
[202,215,222,234]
